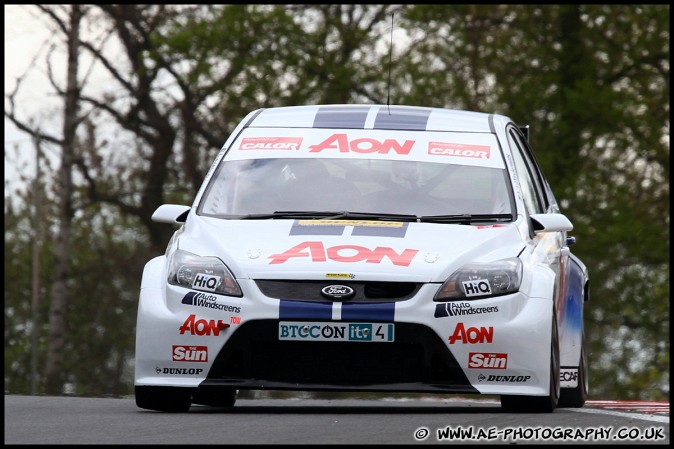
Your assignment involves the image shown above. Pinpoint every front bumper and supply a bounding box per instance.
[135,272,553,396]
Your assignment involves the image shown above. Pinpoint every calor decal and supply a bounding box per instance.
[239,136,303,150]
[268,241,418,266]
[448,323,494,344]
[428,141,490,158]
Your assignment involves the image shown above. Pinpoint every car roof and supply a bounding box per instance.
[246,104,513,133]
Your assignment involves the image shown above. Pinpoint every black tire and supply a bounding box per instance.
[135,386,192,412]
[501,311,560,413]
[558,331,588,408]
[192,387,237,407]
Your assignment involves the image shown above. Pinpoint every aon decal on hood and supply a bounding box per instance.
[269,241,419,266]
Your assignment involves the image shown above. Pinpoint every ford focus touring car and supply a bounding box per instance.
[134,104,589,413]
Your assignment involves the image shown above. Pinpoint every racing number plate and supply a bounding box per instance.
[278,321,394,342]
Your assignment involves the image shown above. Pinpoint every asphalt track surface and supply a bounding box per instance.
[4,394,669,445]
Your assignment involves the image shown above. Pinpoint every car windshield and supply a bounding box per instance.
[198,157,514,218]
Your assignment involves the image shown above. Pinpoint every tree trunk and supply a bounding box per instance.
[45,5,82,395]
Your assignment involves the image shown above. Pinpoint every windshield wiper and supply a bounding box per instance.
[237,211,420,222]
[236,211,343,220]
[236,211,512,224]
[419,213,513,224]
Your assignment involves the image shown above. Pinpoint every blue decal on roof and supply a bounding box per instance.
[341,302,395,322]
[374,106,433,131]
[279,300,333,320]
[314,105,369,129]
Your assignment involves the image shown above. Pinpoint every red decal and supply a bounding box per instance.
[309,133,414,155]
[179,314,229,336]
[448,323,494,344]
[468,352,507,369]
[269,241,418,266]
[268,241,326,264]
[172,345,208,362]
[239,136,303,150]
[428,142,490,159]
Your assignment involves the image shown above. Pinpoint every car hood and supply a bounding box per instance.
[177,216,525,282]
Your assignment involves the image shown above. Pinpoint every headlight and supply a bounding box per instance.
[434,257,522,301]
[168,249,242,297]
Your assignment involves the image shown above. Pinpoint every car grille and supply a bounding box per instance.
[204,321,475,392]
[255,280,421,302]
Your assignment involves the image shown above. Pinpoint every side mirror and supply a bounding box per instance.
[529,213,573,233]
[151,204,191,224]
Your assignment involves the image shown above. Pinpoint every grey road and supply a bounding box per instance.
[4,394,669,445]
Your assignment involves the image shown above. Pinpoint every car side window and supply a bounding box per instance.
[507,128,547,215]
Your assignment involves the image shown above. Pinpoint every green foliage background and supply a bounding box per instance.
[4,5,669,400]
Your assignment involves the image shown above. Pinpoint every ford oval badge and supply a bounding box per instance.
[321,285,355,300]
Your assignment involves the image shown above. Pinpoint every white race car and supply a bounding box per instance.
[134,104,589,413]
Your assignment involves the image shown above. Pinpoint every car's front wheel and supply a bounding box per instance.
[135,386,192,412]
[501,311,560,413]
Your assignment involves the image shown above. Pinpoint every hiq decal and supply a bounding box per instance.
[462,279,492,297]
[191,273,221,292]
